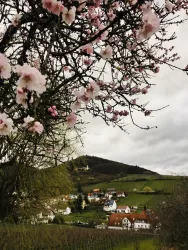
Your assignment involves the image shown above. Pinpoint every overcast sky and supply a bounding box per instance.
[82,16,188,175]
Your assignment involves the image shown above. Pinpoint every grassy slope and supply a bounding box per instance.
[83,179,179,193]
[64,209,107,224]
[117,194,164,207]
[114,238,157,250]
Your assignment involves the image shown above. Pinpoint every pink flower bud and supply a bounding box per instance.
[142,89,148,94]
[123,110,129,116]
[53,110,58,116]
[145,110,151,116]
[48,107,53,113]
[113,110,119,116]
[106,105,112,113]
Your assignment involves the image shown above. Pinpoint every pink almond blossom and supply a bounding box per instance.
[140,1,152,12]
[14,63,46,95]
[85,82,100,99]
[51,0,64,15]
[0,53,11,79]
[83,59,92,66]
[16,88,29,109]
[81,44,93,55]
[71,100,82,110]
[0,113,14,135]
[107,9,116,21]
[66,112,77,127]
[23,116,44,134]
[77,0,86,11]
[137,10,160,41]
[11,13,21,27]
[42,0,53,10]
[130,0,138,5]
[23,115,35,127]
[62,7,76,25]
[100,45,113,59]
[28,121,44,134]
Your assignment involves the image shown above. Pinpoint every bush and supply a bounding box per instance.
[53,215,65,224]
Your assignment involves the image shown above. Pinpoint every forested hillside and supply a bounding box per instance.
[66,155,157,175]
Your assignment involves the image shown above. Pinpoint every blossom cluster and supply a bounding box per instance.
[23,116,44,134]
[0,113,14,135]
[0,0,188,137]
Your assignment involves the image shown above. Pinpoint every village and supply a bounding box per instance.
[26,186,158,232]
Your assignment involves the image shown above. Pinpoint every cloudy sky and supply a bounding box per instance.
[83,15,188,175]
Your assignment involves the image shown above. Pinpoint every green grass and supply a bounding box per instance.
[114,238,157,250]
[83,179,180,193]
[83,181,147,192]
[114,174,159,181]
[64,209,107,224]
[117,194,165,207]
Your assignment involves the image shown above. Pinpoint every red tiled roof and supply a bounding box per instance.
[117,206,129,209]
[108,211,150,227]
[93,189,100,192]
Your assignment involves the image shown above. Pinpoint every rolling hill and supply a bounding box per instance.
[66,155,158,176]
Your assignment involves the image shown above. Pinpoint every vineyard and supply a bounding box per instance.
[0,225,156,250]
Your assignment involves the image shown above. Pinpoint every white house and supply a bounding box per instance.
[103,200,117,212]
[116,191,126,198]
[35,210,55,223]
[133,219,151,230]
[48,211,55,221]
[96,224,107,229]
[85,165,90,171]
[105,193,113,200]
[63,207,71,215]
[57,209,64,214]
[69,194,78,200]
[116,206,130,213]
[108,211,152,230]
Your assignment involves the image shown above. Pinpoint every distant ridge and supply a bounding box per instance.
[66,155,158,175]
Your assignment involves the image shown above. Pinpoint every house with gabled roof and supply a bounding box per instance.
[116,205,130,213]
[108,211,152,230]
[103,200,117,212]
[116,191,126,197]
[93,188,100,194]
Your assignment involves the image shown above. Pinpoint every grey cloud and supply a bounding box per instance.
[83,21,188,175]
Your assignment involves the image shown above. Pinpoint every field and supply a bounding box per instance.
[64,208,107,224]
[82,178,179,193]
[117,194,165,208]
[114,238,157,250]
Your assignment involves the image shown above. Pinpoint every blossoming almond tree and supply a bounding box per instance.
[0,0,188,198]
